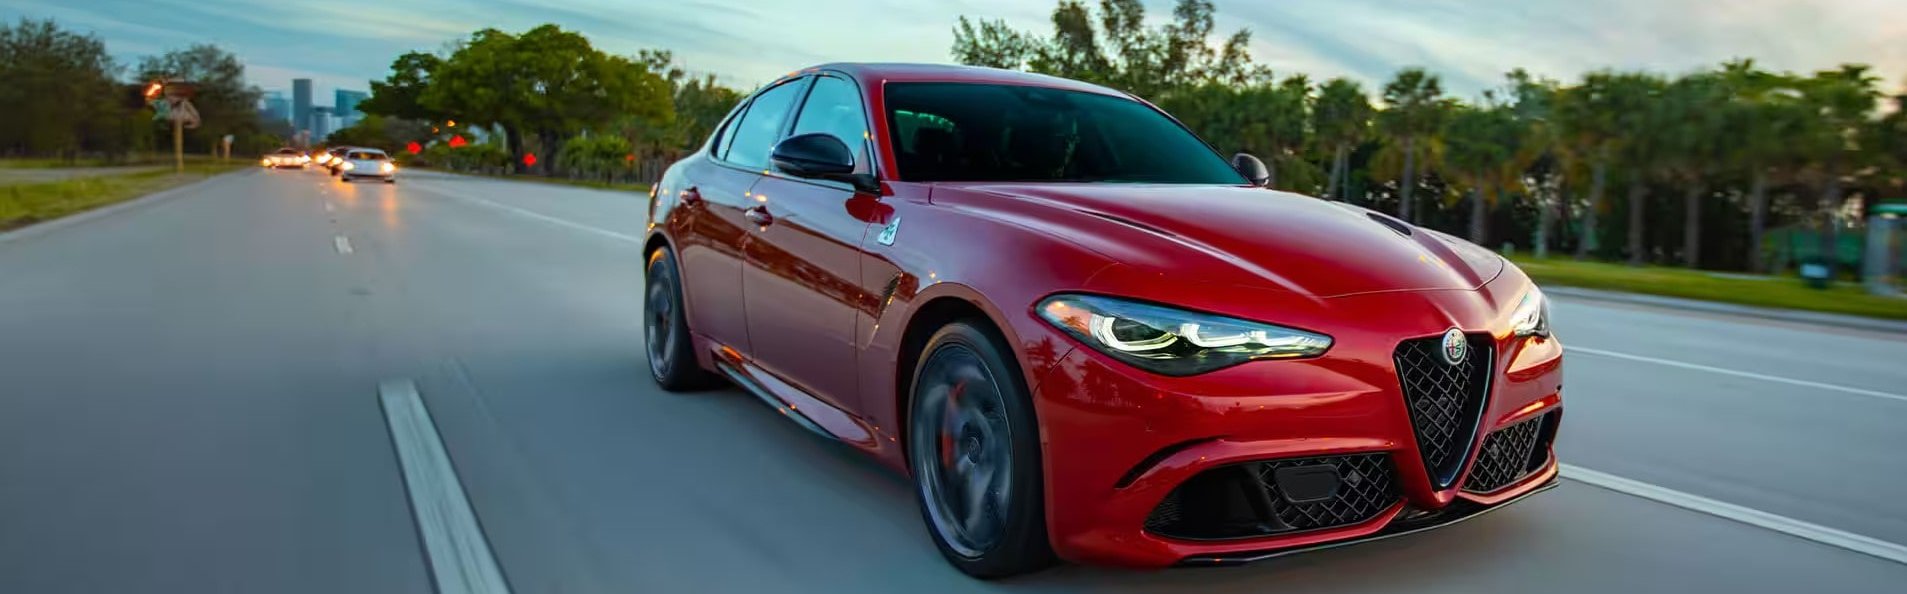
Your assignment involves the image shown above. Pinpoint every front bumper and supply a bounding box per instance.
[1028,287,1564,568]
[1179,476,1560,566]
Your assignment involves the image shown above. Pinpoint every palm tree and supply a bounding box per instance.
[1261,75,1314,191]
[1502,70,1564,257]
[1796,64,1882,269]
[1656,73,1728,268]
[1719,61,1801,272]
[1605,72,1666,265]
[1443,102,1521,244]
[1379,67,1448,222]
[1314,77,1373,200]
[1555,72,1624,259]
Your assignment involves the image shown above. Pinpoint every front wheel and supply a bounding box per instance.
[645,244,720,391]
[907,321,1055,578]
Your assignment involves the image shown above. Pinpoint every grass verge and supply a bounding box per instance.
[1,162,248,231]
[1511,255,1907,321]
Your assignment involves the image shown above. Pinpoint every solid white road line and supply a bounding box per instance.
[379,379,513,594]
[333,235,353,255]
[1566,345,1907,404]
[1563,464,1907,566]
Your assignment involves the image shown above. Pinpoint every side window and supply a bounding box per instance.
[791,76,871,170]
[721,80,805,169]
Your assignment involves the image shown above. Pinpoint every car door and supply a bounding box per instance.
[674,77,810,355]
[742,73,877,412]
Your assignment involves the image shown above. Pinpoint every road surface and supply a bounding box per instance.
[2,169,1904,593]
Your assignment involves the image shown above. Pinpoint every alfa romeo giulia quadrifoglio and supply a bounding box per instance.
[642,63,1563,578]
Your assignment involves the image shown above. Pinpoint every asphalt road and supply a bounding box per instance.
[2,168,1904,593]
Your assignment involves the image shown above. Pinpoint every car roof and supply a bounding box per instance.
[349,148,387,155]
[792,63,1128,98]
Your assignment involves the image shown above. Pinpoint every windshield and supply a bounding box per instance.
[274,148,298,154]
[348,151,385,160]
[883,82,1245,184]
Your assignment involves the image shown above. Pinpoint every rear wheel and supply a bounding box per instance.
[907,321,1055,578]
[645,244,720,391]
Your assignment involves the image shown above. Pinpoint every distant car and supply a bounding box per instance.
[323,147,353,175]
[338,148,396,183]
[260,148,307,169]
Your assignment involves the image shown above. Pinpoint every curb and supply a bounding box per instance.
[0,169,254,246]
[1544,286,1907,334]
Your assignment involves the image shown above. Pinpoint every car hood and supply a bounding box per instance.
[942,183,1504,298]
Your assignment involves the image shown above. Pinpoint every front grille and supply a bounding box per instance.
[1463,411,1558,493]
[1144,454,1401,540]
[1395,334,1494,489]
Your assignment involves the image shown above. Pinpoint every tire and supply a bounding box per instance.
[907,321,1056,578]
[645,244,720,391]
[384,178,396,184]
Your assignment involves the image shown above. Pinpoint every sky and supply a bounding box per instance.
[4,0,1905,105]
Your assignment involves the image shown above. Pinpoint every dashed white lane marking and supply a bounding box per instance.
[378,379,513,594]
[333,235,353,254]
[408,183,642,244]
[1567,345,1907,404]
[1563,464,1907,565]
[324,202,334,213]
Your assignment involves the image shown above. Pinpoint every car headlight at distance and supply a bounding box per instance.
[261,158,271,166]
[1037,294,1332,376]
[341,162,355,171]
[380,162,396,173]
[1509,287,1551,338]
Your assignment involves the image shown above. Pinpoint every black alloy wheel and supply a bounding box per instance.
[645,245,719,391]
[908,321,1055,578]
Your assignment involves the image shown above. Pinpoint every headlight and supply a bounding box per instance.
[1037,294,1332,376]
[1509,287,1551,338]
[261,158,271,166]
[341,162,356,171]
[380,162,396,173]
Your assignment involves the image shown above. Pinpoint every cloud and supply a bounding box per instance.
[4,0,1902,100]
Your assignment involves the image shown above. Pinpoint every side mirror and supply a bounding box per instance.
[771,133,876,192]
[1231,153,1270,187]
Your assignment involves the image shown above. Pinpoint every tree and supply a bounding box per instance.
[1379,67,1448,222]
[1606,72,1665,265]
[0,19,132,158]
[1656,72,1729,268]
[950,0,1265,100]
[951,17,1035,69]
[1502,70,1566,257]
[324,114,433,153]
[1443,102,1524,244]
[419,25,673,172]
[360,52,444,122]
[1555,71,1626,259]
[1794,64,1881,270]
[1314,78,1374,201]
[1718,61,1804,272]
[136,44,266,155]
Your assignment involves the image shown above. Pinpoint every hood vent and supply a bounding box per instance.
[1368,212,1414,237]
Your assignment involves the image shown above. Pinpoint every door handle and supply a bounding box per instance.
[744,206,774,227]
[678,186,703,204]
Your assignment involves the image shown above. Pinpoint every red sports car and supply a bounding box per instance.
[643,63,1563,578]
